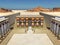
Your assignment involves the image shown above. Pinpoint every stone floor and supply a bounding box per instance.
[7,34,53,45]
[0,26,60,45]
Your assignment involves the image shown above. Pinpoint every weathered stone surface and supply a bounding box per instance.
[53,8,60,12]
[0,8,12,13]
[27,6,52,12]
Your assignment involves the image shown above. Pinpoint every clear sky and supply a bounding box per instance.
[0,0,60,9]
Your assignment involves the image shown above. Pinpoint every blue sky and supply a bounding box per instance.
[0,0,60,9]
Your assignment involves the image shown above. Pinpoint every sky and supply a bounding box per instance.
[0,0,60,9]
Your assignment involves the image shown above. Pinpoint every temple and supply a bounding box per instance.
[0,8,60,45]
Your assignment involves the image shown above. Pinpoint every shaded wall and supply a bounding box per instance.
[40,13,55,28]
[4,13,20,27]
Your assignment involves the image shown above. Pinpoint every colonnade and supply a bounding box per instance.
[16,17,44,27]
[0,18,10,42]
[50,18,60,39]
